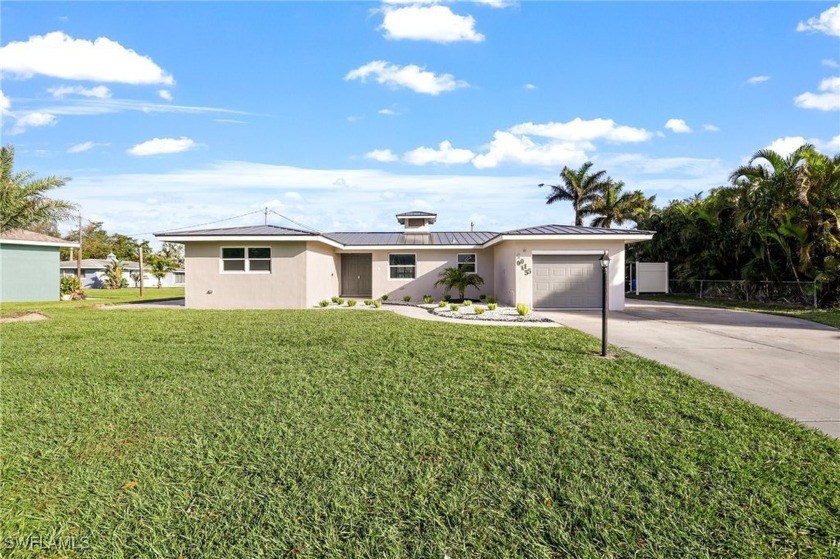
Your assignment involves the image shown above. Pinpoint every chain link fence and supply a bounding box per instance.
[666,279,819,308]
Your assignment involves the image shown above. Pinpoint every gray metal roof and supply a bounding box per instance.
[156,223,651,246]
[502,224,653,236]
[326,231,497,246]
[157,224,315,236]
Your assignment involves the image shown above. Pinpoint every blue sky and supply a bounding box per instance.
[1,1,838,244]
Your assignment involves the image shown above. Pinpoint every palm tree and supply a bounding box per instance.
[146,254,177,288]
[539,161,609,226]
[434,267,485,301]
[0,145,76,231]
[582,180,654,228]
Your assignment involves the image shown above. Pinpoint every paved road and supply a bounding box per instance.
[543,301,840,438]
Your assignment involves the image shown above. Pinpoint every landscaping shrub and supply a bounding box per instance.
[347,299,357,307]
[463,300,472,306]
[443,294,451,302]
[423,295,433,304]
[381,294,389,301]
[373,300,382,308]
[403,295,411,302]
[486,296,496,304]
[363,299,373,306]
[487,303,497,311]
[479,294,487,301]
[319,300,329,307]
[60,275,82,297]
[438,301,447,308]
[516,303,529,316]
[450,304,460,311]
[331,296,340,304]
[475,307,485,315]
[336,298,345,306]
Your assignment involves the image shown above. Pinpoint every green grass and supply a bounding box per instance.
[2,301,839,558]
[630,293,840,329]
[0,287,185,317]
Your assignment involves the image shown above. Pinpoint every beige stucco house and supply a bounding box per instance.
[156,211,653,311]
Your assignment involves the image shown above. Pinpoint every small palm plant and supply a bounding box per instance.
[434,267,485,301]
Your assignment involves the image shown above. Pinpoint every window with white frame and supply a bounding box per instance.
[221,247,271,272]
[389,254,416,279]
[457,253,476,274]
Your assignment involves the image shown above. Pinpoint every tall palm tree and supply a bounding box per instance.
[539,161,609,226]
[582,180,654,228]
[0,145,76,231]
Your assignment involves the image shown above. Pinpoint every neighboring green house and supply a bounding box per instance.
[0,229,79,303]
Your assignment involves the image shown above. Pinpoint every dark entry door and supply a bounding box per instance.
[341,254,372,297]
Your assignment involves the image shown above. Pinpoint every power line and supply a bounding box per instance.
[124,209,264,237]
[268,209,321,233]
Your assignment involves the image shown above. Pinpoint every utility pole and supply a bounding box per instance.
[264,207,268,225]
[139,246,144,297]
[76,213,82,283]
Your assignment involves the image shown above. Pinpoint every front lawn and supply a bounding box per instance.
[2,300,838,557]
[630,293,840,329]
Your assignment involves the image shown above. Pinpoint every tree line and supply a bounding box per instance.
[540,146,840,307]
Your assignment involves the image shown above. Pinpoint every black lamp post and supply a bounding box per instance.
[600,252,610,357]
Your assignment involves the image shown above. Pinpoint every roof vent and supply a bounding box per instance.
[396,211,436,235]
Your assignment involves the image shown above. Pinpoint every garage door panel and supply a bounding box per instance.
[533,255,601,309]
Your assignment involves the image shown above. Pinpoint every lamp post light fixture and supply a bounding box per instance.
[600,252,610,357]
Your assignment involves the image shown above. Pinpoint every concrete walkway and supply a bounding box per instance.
[543,301,840,438]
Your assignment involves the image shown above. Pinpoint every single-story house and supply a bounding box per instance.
[59,258,186,288]
[1,229,80,302]
[157,211,653,311]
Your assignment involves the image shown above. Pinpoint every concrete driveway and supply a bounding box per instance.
[543,300,840,438]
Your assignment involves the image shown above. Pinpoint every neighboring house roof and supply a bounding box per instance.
[0,229,79,248]
[396,211,437,217]
[157,223,653,247]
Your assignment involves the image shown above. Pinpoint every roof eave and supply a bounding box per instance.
[0,239,80,248]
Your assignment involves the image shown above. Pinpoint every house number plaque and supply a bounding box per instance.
[515,257,532,275]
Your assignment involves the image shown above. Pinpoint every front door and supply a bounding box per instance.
[341,254,372,298]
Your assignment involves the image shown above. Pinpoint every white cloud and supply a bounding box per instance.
[68,141,94,153]
[664,118,692,133]
[403,141,475,165]
[823,134,840,152]
[473,0,515,7]
[48,85,111,98]
[823,58,840,69]
[703,124,720,132]
[127,137,195,156]
[472,131,588,169]
[284,192,303,200]
[794,76,840,111]
[746,75,770,85]
[158,90,173,102]
[510,117,652,143]
[346,115,364,123]
[0,31,174,84]
[378,108,399,116]
[765,136,807,157]
[345,60,468,95]
[11,112,57,134]
[0,90,10,115]
[524,83,536,90]
[380,5,484,43]
[26,98,247,117]
[364,149,398,162]
[797,4,840,37]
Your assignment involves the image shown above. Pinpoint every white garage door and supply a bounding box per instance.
[533,255,601,309]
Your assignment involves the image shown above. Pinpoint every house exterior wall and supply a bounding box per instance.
[304,242,340,307]
[184,241,307,308]
[492,239,628,311]
[367,248,495,301]
[0,244,60,302]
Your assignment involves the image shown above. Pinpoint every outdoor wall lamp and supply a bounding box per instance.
[600,252,610,357]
